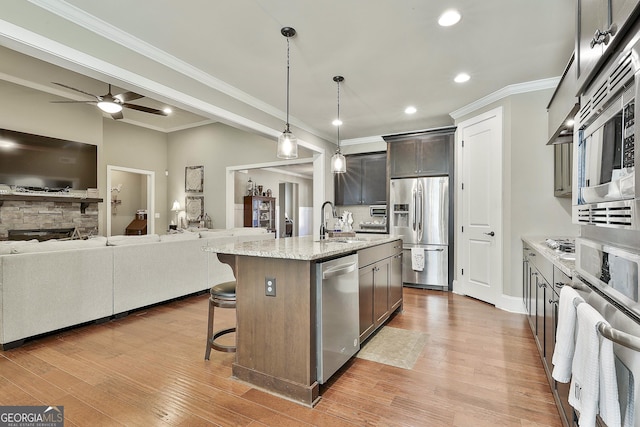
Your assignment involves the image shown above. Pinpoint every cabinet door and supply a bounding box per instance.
[544,284,556,371]
[389,252,403,311]
[416,134,450,175]
[535,272,546,355]
[362,154,387,204]
[335,158,363,205]
[373,259,391,325]
[358,266,375,342]
[389,140,419,178]
[577,0,609,83]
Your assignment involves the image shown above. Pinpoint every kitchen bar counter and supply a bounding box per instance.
[204,234,402,406]
[205,234,398,260]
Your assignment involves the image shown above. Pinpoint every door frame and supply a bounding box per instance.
[454,106,503,304]
[106,165,155,236]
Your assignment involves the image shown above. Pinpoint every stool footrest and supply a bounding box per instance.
[210,327,236,353]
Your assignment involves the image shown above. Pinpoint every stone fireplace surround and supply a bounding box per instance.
[0,198,99,241]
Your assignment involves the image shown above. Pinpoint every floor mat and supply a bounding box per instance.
[356,326,428,369]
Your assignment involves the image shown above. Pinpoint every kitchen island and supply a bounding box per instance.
[204,234,402,406]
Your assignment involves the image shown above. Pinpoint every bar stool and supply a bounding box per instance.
[204,280,237,359]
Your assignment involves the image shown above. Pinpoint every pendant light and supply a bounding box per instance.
[277,27,298,159]
[331,75,346,174]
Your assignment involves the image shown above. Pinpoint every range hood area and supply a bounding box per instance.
[547,53,579,146]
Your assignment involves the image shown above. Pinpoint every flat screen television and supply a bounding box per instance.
[0,128,97,191]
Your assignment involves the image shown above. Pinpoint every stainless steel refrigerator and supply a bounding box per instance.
[389,177,449,290]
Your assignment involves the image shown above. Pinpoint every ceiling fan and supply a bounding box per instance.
[51,82,169,120]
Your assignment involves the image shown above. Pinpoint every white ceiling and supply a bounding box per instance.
[0,0,575,143]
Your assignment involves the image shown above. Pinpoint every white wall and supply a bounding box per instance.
[454,88,578,298]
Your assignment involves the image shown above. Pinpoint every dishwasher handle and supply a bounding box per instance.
[322,262,357,279]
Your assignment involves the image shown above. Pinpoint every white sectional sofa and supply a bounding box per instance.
[0,228,272,349]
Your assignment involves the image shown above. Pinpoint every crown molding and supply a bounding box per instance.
[341,135,385,146]
[449,77,560,120]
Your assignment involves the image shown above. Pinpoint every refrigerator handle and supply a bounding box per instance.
[417,181,423,241]
[412,186,417,231]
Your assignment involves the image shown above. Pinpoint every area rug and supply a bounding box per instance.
[356,326,428,369]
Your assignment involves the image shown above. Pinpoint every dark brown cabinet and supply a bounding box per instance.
[335,152,387,205]
[358,240,403,343]
[243,196,276,232]
[387,130,453,179]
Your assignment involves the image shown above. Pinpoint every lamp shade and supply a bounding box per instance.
[171,200,181,211]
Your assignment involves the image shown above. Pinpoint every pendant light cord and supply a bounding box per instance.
[285,36,291,133]
[337,79,340,150]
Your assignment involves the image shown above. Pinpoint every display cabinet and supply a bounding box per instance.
[244,196,276,232]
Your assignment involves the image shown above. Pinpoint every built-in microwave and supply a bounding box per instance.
[573,34,640,229]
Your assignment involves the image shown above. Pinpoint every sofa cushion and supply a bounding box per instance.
[107,234,161,246]
[159,232,200,242]
[12,237,108,254]
[0,240,38,255]
[199,230,234,239]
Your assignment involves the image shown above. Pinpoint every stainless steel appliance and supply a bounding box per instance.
[316,254,360,384]
[389,176,449,290]
[573,32,640,229]
[358,205,387,233]
[570,238,640,426]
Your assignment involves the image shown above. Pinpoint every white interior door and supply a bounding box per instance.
[458,107,503,304]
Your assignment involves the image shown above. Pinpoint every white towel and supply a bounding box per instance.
[552,286,584,383]
[599,324,621,427]
[411,247,424,271]
[569,303,621,427]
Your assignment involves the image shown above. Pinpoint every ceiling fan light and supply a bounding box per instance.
[331,150,346,174]
[277,130,298,159]
[97,101,123,114]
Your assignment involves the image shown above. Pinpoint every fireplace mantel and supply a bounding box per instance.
[0,195,103,213]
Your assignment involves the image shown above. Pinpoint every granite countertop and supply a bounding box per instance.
[522,236,576,277]
[204,234,401,261]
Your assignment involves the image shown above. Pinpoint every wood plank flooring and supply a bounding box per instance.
[0,288,561,426]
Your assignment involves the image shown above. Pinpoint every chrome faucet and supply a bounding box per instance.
[320,201,337,239]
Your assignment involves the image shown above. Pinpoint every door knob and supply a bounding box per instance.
[484,231,495,237]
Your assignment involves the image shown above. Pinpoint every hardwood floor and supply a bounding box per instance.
[0,288,561,426]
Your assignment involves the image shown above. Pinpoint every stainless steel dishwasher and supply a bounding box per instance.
[316,254,360,384]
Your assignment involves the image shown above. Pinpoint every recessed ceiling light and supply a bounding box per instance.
[566,119,575,127]
[332,118,343,126]
[0,139,16,149]
[163,107,173,114]
[454,73,470,83]
[438,9,461,27]
[405,106,417,115]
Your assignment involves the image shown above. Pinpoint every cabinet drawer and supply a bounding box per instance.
[525,247,553,282]
[358,240,402,268]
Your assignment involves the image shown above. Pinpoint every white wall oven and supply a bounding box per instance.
[573,238,640,426]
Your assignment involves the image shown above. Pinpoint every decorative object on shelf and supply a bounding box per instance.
[170,200,182,229]
[331,75,346,174]
[186,195,204,224]
[111,183,123,215]
[257,185,264,196]
[185,165,204,192]
[266,188,272,197]
[247,177,254,196]
[276,27,298,159]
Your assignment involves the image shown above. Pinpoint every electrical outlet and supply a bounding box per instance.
[265,277,276,297]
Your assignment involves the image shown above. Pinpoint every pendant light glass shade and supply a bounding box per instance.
[331,75,346,174]
[277,27,298,159]
[331,151,346,173]
[277,128,298,159]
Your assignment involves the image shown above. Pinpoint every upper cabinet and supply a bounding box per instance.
[576,0,640,92]
[386,127,455,179]
[335,152,387,206]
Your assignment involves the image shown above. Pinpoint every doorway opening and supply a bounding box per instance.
[106,165,155,236]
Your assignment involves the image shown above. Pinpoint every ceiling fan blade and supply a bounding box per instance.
[50,100,97,104]
[111,111,124,120]
[115,91,144,102]
[51,82,100,100]
[123,103,168,116]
